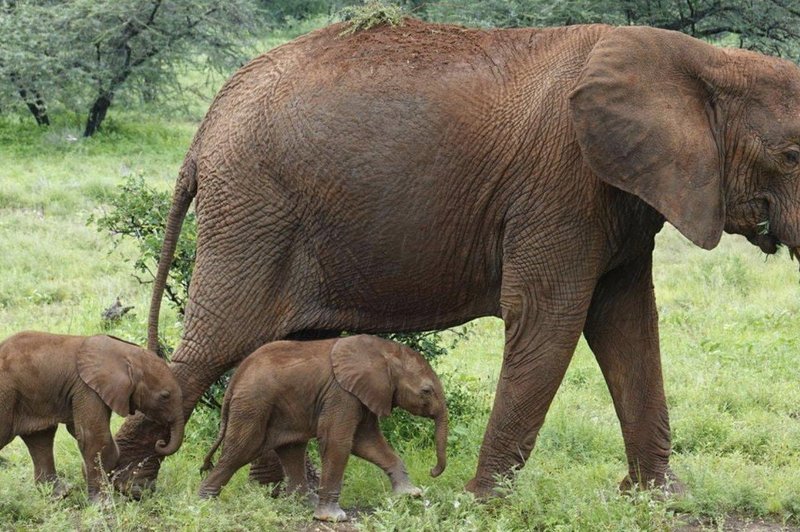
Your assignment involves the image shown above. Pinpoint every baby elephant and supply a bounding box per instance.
[0,331,184,500]
[199,335,449,522]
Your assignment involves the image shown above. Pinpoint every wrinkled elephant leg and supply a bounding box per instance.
[583,255,682,494]
[314,435,353,522]
[199,406,271,499]
[250,448,320,497]
[274,442,318,505]
[467,266,594,497]
[113,337,235,498]
[114,213,298,497]
[249,450,285,497]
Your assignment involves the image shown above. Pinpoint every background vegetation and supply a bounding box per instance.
[2,1,800,530]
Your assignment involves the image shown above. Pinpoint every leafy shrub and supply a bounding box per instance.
[89,173,196,317]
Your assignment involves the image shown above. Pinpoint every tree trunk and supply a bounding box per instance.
[17,87,50,126]
[84,92,114,137]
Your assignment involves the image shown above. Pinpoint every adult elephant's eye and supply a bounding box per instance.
[783,148,800,167]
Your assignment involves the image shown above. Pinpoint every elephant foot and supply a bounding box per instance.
[112,413,166,499]
[314,502,348,522]
[87,489,113,506]
[111,464,158,500]
[465,476,506,500]
[392,483,423,498]
[619,468,686,498]
[198,484,221,499]
[285,485,318,507]
[50,478,72,499]
[305,491,319,507]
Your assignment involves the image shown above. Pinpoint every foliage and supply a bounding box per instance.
[424,0,800,59]
[4,0,800,137]
[89,174,196,319]
[259,0,350,25]
[0,0,259,135]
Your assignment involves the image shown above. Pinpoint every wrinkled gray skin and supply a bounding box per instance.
[0,332,184,500]
[115,19,800,498]
[198,336,448,522]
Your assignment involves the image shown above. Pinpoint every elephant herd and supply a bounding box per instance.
[6,15,800,522]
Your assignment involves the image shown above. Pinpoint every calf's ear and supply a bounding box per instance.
[330,335,393,418]
[77,335,140,417]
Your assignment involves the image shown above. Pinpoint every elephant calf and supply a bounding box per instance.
[0,331,184,500]
[199,335,449,522]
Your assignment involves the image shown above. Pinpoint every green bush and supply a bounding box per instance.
[89,174,196,318]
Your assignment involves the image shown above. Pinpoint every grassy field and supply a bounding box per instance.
[4,31,800,532]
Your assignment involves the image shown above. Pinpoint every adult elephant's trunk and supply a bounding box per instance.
[154,418,185,456]
[430,410,448,477]
[147,157,197,354]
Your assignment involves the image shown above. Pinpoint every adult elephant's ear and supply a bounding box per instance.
[77,335,140,418]
[330,335,393,418]
[569,26,725,250]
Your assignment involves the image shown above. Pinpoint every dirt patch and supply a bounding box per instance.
[296,506,374,532]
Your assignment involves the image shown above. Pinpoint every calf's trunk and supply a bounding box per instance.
[430,410,448,477]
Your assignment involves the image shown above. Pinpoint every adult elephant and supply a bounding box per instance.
[113,18,800,497]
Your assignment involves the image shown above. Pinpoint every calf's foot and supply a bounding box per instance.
[314,502,348,522]
[392,482,422,498]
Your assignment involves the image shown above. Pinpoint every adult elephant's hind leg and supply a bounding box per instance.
[249,450,286,496]
[114,225,296,496]
[583,256,682,494]
[467,267,594,497]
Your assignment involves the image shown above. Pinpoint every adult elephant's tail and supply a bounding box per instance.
[147,157,198,355]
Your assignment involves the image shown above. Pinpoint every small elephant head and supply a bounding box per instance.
[77,335,184,456]
[331,335,448,477]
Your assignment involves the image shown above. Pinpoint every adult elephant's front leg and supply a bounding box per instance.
[583,256,681,493]
[467,268,593,497]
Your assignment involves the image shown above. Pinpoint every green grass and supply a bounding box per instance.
[4,44,800,530]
